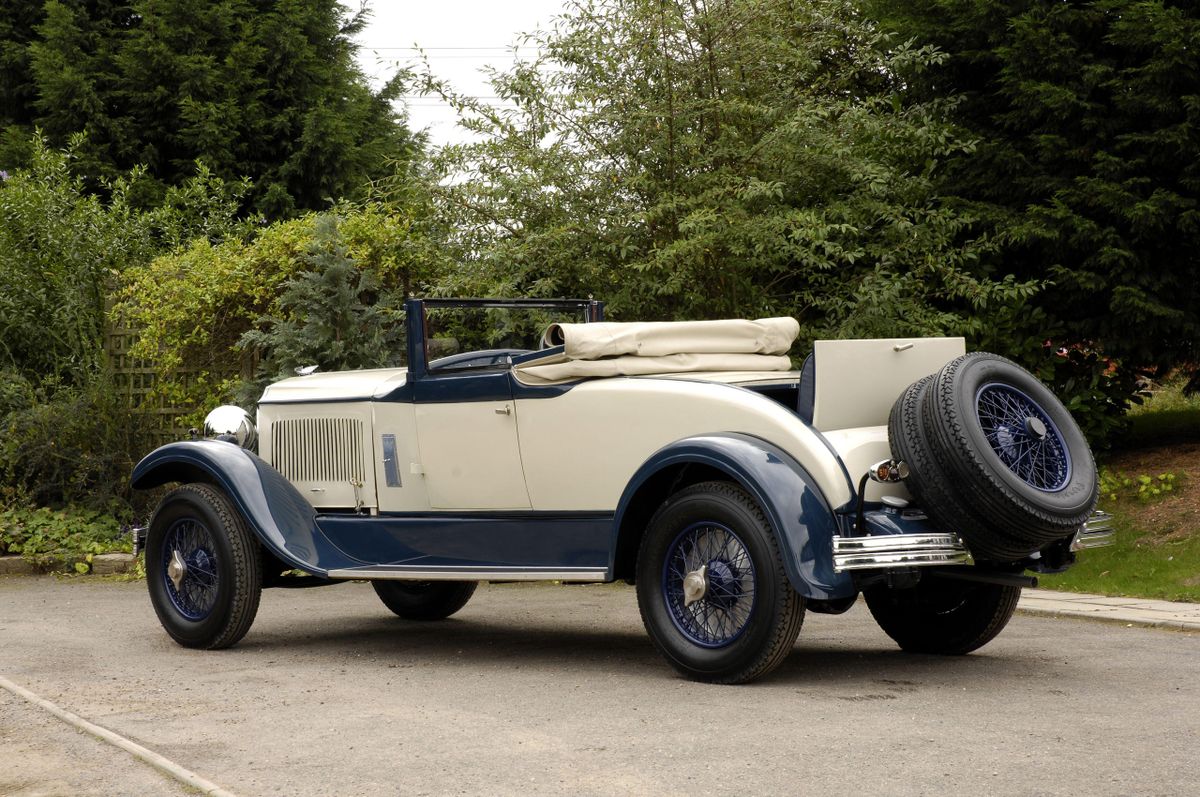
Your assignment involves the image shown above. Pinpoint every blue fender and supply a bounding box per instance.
[132,440,347,576]
[613,432,855,600]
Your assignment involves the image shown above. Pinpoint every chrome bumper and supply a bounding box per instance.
[833,510,1114,572]
[131,525,147,557]
[1071,510,1114,550]
[832,532,970,572]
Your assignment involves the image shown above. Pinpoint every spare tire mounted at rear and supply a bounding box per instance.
[890,352,1099,563]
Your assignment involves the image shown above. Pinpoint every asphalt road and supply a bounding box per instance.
[1,577,1196,797]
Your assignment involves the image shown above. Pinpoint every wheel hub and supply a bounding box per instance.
[704,560,741,609]
[167,549,187,591]
[1025,416,1047,440]
[975,382,1072,492]
[682,564,708,606]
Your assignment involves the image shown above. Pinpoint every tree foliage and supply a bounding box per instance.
[873,1,1200,397]
[114,187,448,419]
[239,215,403,397]
[0,0,417,217]
[0,135,246,388]
[415,0,1034,344]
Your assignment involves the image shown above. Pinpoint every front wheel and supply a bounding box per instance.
[865,578,1020,655]
[146,483,262,649]
[372,580,477,621]
[636,482,805,684]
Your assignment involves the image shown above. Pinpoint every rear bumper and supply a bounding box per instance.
[832,532,969,572]
[832,510,1114,572]
[1071,510,1114,550]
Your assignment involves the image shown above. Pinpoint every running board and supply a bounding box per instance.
[327,564,609,582]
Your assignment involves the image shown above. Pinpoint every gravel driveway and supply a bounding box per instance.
[1,576,1196,796]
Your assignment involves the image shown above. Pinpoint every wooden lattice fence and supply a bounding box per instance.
[104,325,246,449]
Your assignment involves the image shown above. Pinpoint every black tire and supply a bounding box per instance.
[635,481,805,684]
[890,376,1033,562]
[891,353,1098,561]
[146,483,262,649]
[865,578,1020,655]
[372,581,477,621]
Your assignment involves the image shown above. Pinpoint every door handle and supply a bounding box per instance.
[495,405,512,415]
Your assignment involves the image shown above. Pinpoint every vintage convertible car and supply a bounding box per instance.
[132,297,1112,683]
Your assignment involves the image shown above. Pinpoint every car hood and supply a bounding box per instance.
[259,368,408,403]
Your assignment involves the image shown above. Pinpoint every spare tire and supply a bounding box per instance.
[889,353,1098,562]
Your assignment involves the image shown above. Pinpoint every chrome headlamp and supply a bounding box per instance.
[203,405,257,450]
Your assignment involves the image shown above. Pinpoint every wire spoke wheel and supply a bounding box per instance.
[975,383,1071,492]
[146,483,262,649]
[663,522,757,647]
[636,481,805,684]
[890,353,1098,562]
[163,519,220,621]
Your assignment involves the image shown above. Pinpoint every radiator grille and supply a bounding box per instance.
[270,417,366,483]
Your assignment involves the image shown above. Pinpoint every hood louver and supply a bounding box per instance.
[270,417,366,484]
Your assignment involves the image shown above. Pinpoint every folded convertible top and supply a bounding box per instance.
[515,317,799,385]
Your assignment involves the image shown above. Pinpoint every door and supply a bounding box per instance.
[413,371,531,509]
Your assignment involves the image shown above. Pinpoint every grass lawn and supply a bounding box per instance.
[1037,379,1200,602]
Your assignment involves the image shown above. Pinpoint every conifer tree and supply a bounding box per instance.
[873,1,1200,398]
[0,0,416,217]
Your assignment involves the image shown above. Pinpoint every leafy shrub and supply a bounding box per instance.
[0,136,246,390]
[0,505,129,565]
[0,377,144,512]
[1099,469,1179,504]
[238,215,404,400]
[0,369,35,419]
[114,200,447,423]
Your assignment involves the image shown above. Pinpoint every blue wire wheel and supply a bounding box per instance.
[162,518,220,621]
[975,382,1072,492]
[662,521,757,648]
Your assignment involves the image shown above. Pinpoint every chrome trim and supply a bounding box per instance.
[203,405,257,449]
[167,549,187,590]
[380,434,402,488]
[1072,510,1114,550]
[327,565,609,582]
[682,564,708,607]
[833,532,969,572]
[867,459,909,483]
[131,525,147,558]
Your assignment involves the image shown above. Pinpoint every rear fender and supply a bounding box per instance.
[132,440,340,576]
[613,433,855,600]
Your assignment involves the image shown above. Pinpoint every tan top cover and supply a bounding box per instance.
[515,317,799,385]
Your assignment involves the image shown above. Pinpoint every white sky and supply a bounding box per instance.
[352,1,571,146]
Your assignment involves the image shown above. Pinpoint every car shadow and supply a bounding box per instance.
[234,612,1058,687]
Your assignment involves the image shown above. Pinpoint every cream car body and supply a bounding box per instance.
[132,297,1111,682]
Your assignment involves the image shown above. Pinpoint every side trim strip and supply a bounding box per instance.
[327,565,609,582]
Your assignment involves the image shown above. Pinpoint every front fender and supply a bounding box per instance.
[132,440,343,576]
[613,432,855,600]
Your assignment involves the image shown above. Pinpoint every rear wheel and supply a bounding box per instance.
[372,581,477,621]
[146,483,262,649]
[636,482,804,684]
[865,578,1020,655]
